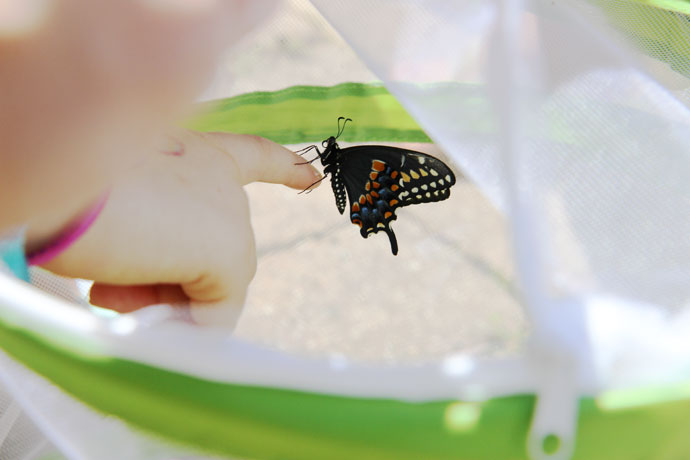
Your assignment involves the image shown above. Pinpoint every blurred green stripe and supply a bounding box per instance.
[188,83,432,144]
[209,82,392,111]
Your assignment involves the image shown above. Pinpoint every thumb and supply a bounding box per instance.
[199,131,323,190]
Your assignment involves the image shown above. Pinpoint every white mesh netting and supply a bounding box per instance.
[1,1,690,459]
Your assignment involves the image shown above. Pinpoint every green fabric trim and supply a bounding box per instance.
[187,82,432,144]
[0,319,532,459]
[2,316,690,459]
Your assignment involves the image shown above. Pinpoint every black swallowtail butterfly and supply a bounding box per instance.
[299,117,456,255]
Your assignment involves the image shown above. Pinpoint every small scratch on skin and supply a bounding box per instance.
[160,137,185,156]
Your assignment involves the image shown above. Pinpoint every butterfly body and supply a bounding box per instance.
[306,120,456,256]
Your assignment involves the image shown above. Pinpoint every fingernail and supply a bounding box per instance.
[189,300,243,331]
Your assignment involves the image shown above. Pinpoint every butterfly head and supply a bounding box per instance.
[319,118,350,166]
[319,136,339,164]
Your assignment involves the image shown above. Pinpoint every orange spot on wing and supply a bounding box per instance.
[372,160,386,171]
[384,211,393,219]
[391,171,399,179]
[365,182,371,191]
[370,190,379,198]
[391,184,399,191]
[372,182,381,189]
[366,194,373,205]
[369,172,378,180]
[389,199,399,206]
[352,218,362,228]
[352,202,360,212]
[359,195,366,205]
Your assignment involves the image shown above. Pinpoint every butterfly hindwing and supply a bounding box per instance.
[337,146,456,255]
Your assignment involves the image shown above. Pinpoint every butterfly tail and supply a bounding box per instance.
[385,228,398,256]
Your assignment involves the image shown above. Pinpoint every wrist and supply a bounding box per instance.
[26,191,109,266]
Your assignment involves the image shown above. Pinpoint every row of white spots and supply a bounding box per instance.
[410,179,452,195]
[426,168,451,184]
[414,189,447,201]
[334,168,347,208]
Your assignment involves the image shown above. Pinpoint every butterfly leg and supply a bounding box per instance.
[294,156,322,165]
[298,174,328,194]
[294,145,321,165]
[294,144,318,156]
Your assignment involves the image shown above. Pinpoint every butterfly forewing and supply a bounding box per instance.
[394,151,456,207]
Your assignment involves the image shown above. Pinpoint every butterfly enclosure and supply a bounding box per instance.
[0,1,690,459]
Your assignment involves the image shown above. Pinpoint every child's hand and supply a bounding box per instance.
[36,130,321,329]
[1,0,273,231]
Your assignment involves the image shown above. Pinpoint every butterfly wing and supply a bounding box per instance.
[338,145,456,255]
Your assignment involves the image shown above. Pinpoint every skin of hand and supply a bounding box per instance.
[0,0,275,234]
[37,130,322,329]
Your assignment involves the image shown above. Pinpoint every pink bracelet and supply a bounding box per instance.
[27,192,110,266]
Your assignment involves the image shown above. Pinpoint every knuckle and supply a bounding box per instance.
[237,135,271,183]
[246,135,282,180]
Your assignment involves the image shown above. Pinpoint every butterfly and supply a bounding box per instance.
[299,117,456,255]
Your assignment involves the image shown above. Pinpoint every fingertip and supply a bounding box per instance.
[189,300,244,331]
[286,153,324,191]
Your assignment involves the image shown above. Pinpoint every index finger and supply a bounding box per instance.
[201,131,323,190]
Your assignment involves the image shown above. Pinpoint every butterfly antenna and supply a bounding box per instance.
[336,117,353,139]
